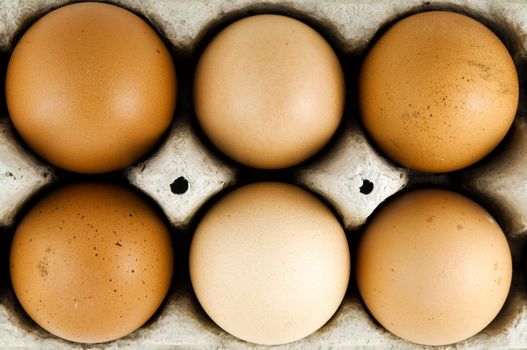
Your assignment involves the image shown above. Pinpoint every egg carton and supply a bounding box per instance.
[1,0,527,348]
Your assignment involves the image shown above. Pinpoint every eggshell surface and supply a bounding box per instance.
[189,182,350,345]
[356,189,512,346]
[5,2,177,174]
[10,183,174,344]
[194,14,345,169]
[359,11,518,172]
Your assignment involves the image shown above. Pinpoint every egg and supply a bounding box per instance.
[189,182,350,345]
[359,11,518,172]
[5,2,177,174]
[10,183,174,343]
[356,189,512,346]
[193,14,345,169]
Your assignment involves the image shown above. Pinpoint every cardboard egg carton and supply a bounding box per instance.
[1,0,527,348]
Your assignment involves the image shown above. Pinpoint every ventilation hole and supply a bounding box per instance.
[360,179,374,195]
[170,176,189,195]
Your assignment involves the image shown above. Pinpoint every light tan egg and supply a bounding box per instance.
[6,2,177,173]
[194,14,345,169]
[356,189,512,346]
[359,11,518,172]
[10,183,174,343]
[189,182,350,345]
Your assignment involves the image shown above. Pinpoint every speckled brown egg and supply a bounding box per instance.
[189,182,350,345]
[10,183,174,343]
[194,14,345,169]
[5,2,177,174]
[356,189,512,346]
[359,11,518,172]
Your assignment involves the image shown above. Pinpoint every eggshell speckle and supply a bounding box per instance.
[359,11,518,172]
[356,189,512,346]
[10,183,174,343]
[6,2,177,174]
[189,182,350,345]
[194,14,345,169]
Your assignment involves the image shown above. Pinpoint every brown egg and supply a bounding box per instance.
[194,15,345,169]
[189,182,350,345]
[6,2,177,174]
[359,11,518,172]
[356,189,512,346]
[10,183,174,343]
